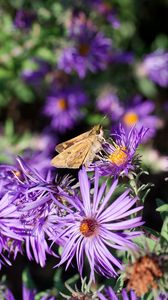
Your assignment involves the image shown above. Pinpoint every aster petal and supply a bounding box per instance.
[92,181,107,214]
[105,217,143,230]
[94,237,122,271]
[97,193,134,222]
[99,228,137,249]
[76,235,85,276]
[57,232,80,266]
[96,179,118,218]
[99,200,142,222]
[85,239,95,281]
[78,168,91,216]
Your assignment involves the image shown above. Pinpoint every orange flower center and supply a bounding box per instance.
[108,146,128,166]
[78,44,90,56]
[80,218,98,237]
[12,170,21,178]
[57,98,67,111]
[123,112,139,126]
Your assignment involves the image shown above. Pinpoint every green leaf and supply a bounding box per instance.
[53,268,64,291]
[22,269,35,289]
[156,199,168,220]
[113,274,124,292]
[157,204,168,213]
[160,216,168,241]
[142,292,154,300]
[132,234,160,252]
[137,77,157,98]
[4,119,14,138]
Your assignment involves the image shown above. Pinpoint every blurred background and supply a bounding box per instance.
[0,0,168,298]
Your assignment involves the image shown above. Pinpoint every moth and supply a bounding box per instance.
[51,125,104,169]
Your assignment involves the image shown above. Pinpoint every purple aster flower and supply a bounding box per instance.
[96,91,124,120]
[43,86,87,132]
[58,24,112,78]
[120,96,162,142]
[14,157,74,266]
[91,125,147,177]
[0,157,73,267]
[0,192,23,268]
[56,167,144,282]
[14,10,36,30]
[138,50,168,87]
[98,287,139,300]
[22,58,51,86]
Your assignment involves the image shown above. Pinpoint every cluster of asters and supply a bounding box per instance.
[0,124,167,299]
[19,4,168,136]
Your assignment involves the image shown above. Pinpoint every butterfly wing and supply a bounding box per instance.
[51,140,92,169]
[83,134,103,167]
[56,130,91,153]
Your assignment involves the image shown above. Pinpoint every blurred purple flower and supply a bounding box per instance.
[36,130,58,154]
[92,0,120,28]
[21,149,51,177]
[158,293,168,300]
[56,167,143,281]
[138,50,168,87]
[22,285,36,300]
[14,10,36,30]
[110,51,134,64]
[48,70,70,91]
[91,125,147,177]
[121,97,162,142]
[3,288,15,300]
[58,24,112,78]
[98,287,138,300]
[96,91,124,120]
[22,58,51,86]
[44,86,87,132]
[4,284,56,300]
[65,9,91,39]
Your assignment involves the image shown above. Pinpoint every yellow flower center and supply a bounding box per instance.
[12,170,21,178]
[123,112,139,126]
[78,43,90,56]
[80,218,98,237]
[57,98,67,111]
[108,146,128,166]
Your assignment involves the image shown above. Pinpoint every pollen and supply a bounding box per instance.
[80,218,98,237]
[12,170,21,178]
[123,111,139,126]
[78,43,90,56]
[108,146,128,166]
[57,98,67,111]
[126,254,163,297]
